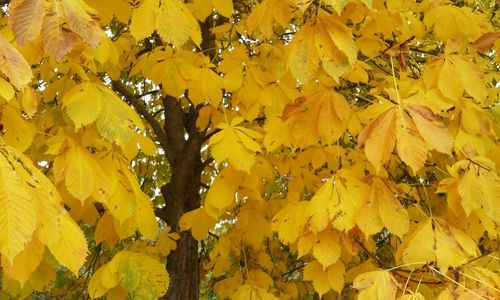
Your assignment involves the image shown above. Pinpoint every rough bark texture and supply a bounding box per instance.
[159,17,216,300]
[159,97,204,300]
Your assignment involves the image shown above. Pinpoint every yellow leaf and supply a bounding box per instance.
[316,14,357,79]
[297,232,314,258]
[437,56,487,103]
[106,178,137,223]
[61,0,101,48]
[64,146,95,202]
[358,107,397,174]
[398,292,425,300]
[405,104,453,154]
[434,218,478,271]
[95,212,119,248]
[357,176,409,238]
[353,270,398,300]
[0,77,15,101]
[361,103,452,173]
[438,58,462,101]
[2,105,34,152]
[395,108,427,173]
[306,172,366,233]
[0,153,37,263]
[247,0,292,38]
[42,0,78,60]
[444,157,500,224]
[203,168,239,217]
[135,192,159,240]
[8,0,46,46]
[88,251,169,299]
[237,204,272,247]
[233,284,280,300]
[190,0,213,20]
[451,56,488,102]
[287,23,319,83]
[401,219,440,268]
[47,214,88,274]
[179,208,216,241]
[85,0,131,24]
[424,6,484,42]
[19,86,38,117]
[155,228,179,257]
[402,218,478,271]
[271,201,308,244]
[209,120,262,173]
[88,263,112,298]
[303,260,332,296]
[0,35,33,89]
[248,269,273,289]
[305,180,334,232]
[106,286,128,300]
[212,0,233,17]
[157,0,201,46]
[328,262,345,293]
[313,229,341,268]
[283,90,351,148]
[95,85,144,146]
[130,0,159,41]
[1,236,44,287]
[188,66,223,106]
[63,82,103,129]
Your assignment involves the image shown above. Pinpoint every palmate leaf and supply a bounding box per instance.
[281,89,352,148]
[287,13,357,83]
[358,104,453,173]
[400,218,478,271]
[209,117,262,173]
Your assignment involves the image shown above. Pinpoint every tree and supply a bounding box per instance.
[0,0,498,299]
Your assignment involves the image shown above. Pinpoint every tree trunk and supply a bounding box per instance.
[164,232,200,299]
[158,16,215,300]
[158,99,205,299]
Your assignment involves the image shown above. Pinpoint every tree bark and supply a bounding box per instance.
[159,97,204,300]
[159,16,216,299]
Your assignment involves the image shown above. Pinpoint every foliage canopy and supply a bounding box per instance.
[0,0,498,299]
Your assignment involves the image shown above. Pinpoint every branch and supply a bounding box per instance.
[111,80,170,153]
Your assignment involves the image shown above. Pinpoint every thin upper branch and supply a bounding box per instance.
[111,80,170,154]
